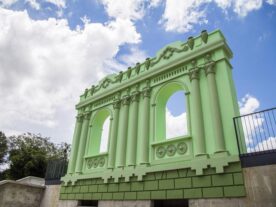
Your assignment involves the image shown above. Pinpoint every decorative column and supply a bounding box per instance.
[107,99,120,169]
[67,114,83,174]
[139,82,151,165]
[75,111,91,174]
[205,61,226,153]
[116,95,130,168]
[126,90,140,166]
[189,68,206,156]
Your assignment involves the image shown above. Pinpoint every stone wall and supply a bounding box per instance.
[0,180,44,207]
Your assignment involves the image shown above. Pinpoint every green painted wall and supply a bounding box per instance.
[61,29,245,200]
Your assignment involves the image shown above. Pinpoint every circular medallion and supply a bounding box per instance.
[177,142,188,155]
[166,144,176,157]
[98,157,105,167]
[93,158,99,168]
[156,146,166,158]
[87,159,93,169]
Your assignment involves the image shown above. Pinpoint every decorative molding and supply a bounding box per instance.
[153,65,188,85]
[201,30,208,43]
[122,96,131,105]
[189,69,200,81]
[131,91,140,103]
[135,62,141,74]
[113,100,121,109]
[156,146,166,158]
[187,36,194,50]
[204,61,216,76]
[150,44,189,67]
[142,88,151,98]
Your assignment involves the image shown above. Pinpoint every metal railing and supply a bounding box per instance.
[45,158,68,185]
[233,107,276,156]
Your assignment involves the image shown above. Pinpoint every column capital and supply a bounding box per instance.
[83,112,91,120]
[76,115,83,122]
[204,62,216,76]
[189,68,200,81]
[122,96,131,105]
[113,100,121,109]
[142,87,151,98]
[131,91,140,102]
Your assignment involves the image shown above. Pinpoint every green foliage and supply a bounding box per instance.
[4,133,70,180]
[0,131,8,164]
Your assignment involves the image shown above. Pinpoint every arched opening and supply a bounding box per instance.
[88,109,111,155]
[99,116,110,153]
[155,82,189,141]
[166,91,188,139]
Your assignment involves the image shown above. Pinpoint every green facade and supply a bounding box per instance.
[60,30,245,200]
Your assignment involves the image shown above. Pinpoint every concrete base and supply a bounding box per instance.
[190,165,276,207]
[58,200,79,207]
[40,185,61,207]
[98,200,153,207]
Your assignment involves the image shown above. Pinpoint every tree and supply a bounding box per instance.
[0,131,8,165]
[6,133,70,180]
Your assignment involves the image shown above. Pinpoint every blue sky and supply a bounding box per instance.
[0,0,275,146]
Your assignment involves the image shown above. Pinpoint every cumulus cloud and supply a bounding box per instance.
[45,0,66,9]
[0,8,140,143]
[0,0,18,7]
[166,108,188,139]
[239,94,260,115]
[160,0,210,33]
[155,0,272,32]
[100,0,145,21]
[248,136,276,152]
[266,0,276,5]
[119,46,147,67]
[26,0,40,10]
[238,94,262,144]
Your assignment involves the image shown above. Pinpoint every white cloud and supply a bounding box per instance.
[100,0,145,21]
[239,94,260,115]
[166,108,188,139]
[119,46,147,67]
[160,0,210,33]
[156,0,273,33]
[267,0,276,5]
[238,94,262,144]
[26,0,40,10]
[233,0,262,17]
[45,0,66,9]
[248,136,276,152]
[0,0,17,7]
[0,8,140,143]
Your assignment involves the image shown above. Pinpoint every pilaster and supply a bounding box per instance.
[139,82,151,165]
[67,114,83,174]
[116,94,130,168]
[189,65,206,157]
[75,111,91,174]
[204,60,226,153]
[107,98,121,169]
[126,90,140,166]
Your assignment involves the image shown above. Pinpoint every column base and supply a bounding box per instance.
[195,153,209,159]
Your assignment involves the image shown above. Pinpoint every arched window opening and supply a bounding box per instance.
[99,116,110,153]
[155,82,189,142]
[88,109,111,155]
[166,91,188,139]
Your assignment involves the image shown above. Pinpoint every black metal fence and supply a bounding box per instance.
[233,107,276,167]
[45,158,68,185]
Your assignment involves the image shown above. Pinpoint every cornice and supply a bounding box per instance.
[76,30,232,109]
